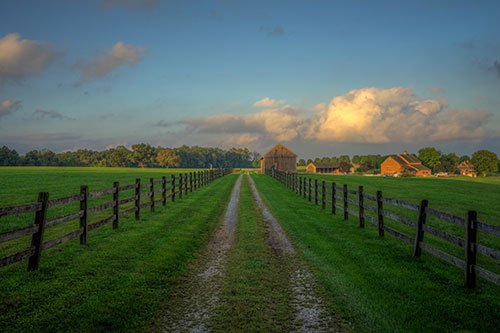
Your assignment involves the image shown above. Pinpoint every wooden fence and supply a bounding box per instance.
[0,168,232,272]
[266,169,500,289]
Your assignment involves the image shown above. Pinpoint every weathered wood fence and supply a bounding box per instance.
[0,168,232,271]
[266,169,500,289]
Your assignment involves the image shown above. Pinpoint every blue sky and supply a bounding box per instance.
[0,0,499,158]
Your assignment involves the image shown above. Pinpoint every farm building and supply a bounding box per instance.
[381,152,431,177]
[457,160,477,177]
[306,162,354,174]
[260,143,297,174]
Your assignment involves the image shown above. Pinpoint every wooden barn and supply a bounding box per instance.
[260,143,297,174]
[457,160,477,177]
[306,162,354,174]
[381,152,431,177]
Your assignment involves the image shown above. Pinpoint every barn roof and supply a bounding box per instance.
[262,143,298,158]
[385,153,431,172]
[458,160,476,170]
[308,162,341,168]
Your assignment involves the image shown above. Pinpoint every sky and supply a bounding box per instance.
[0,0,499,159]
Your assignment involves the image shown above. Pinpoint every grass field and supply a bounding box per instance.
[0,167,237,332]
[252,174,500,332]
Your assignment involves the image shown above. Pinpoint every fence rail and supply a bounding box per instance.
[266,169,500,289]
[0,168,232,271]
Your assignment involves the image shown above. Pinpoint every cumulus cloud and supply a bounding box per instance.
[0,33,59,84]
[33,109,74,120]
[260,25,285,37]
[100,0,159,11]
[176,87,493,146]
[75,42,147,85]
[253,97,286,108]
[181,105,306,143]
[0,99,21,118]
[305,87,490,143]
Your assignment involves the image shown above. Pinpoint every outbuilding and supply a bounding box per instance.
[381,152,431,177]
[260,143,297,174]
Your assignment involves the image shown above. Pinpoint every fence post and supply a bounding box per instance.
[184,174,188,195]
[179,173,183,199]
[308,178,312,202]
[376,190,384,237]
[358,186,364,228]
[162,176,167,206]
[299,177,302,197]
[295,175,298,194]
[315,179,318,205]
[135,179,140,220]
[413,199,428,257]
[190,172,193,193]
[343,184,348,220]
[150,178,155,212]
[27,192,49,271]
[322,181,326,210]
[465,210,477,288]
[171,174,176,203]
[113,181,119,229]
[80,186,88,245]
[332,182,336,215]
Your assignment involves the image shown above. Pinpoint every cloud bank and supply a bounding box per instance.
[75,42,147,85]
[172,87,493,147]
[0,33,59,84]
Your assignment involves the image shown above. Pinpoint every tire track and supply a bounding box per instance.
[161,175,242,332]
[247,174,350,332]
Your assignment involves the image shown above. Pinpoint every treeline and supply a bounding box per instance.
[298,147,499,175]
[0,144,261,168]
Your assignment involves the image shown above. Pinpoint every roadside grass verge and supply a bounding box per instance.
[210,175,294,331]
[252,174,500,332]
[0,174,237,332]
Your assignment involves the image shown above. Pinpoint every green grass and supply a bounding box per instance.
[294,173,500,277]
[252,174,500,332]
[0,168,238,332]
[210,175,294,331]
[0,167,209,257]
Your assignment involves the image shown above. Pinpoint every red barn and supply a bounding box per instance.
[260,143,297,174]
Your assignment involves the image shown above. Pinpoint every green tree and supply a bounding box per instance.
[339,155,350,163]
[131,143,157,168]
[157,149,181,168]
[418,147,442,170]
[306,159,313,165]
[297,159,306,166]
[0,146,21,166]
[471,150,499,176]
[339,161,351,173]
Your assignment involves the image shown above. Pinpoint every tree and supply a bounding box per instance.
[131,144,157,168]
[441,153,459,167]
[157,149,181,168]
[0,146,21,166]
[352,155,361,164]
[434,161,456,174]
[339,161,351,173]
[339,155,350,163]
[297,159,306,166]
[321,156,331,163]
[359,160,373,172]
[306,159,313,165]
[418,147,442,170]
[471,150,499,176]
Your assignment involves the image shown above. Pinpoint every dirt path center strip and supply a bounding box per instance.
[162,174,242,332]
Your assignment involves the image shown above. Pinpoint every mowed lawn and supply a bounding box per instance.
[0,167,238,332]
[253,174,500,332]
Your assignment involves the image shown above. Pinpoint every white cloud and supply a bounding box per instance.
[33,109,74,120]
[305,87,490,143]
[0,33,59,84]
[253,97,286,108]
[178,87,493,146]
[75,42,147,85]
[0,99,21,117]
